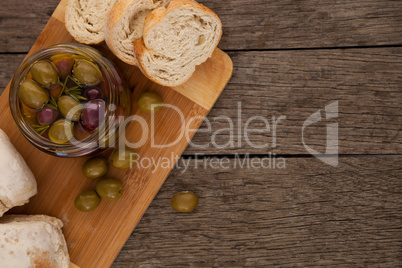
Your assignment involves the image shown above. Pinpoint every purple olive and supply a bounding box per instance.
[81,100,105,131]
[37,107,59,126]
[74,121,92,141]
[84,88,103,100]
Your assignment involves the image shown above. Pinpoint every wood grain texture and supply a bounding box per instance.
[112,156,402,267]
[1,0,402,52]
[0,11,232,268]
[2,48,401,155]
[183,48,402,155]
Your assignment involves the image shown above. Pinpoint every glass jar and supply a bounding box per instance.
[9,44,131,157]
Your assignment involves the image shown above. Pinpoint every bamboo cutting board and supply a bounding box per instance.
[0,0,233,267]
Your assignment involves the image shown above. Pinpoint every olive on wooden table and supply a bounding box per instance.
[171,191,199,213]
[37,107,58,126]
[82,157,109,179]
[30,61,58,87]
[73,59,102,86]
[81,99,105,131]
[58,95,82,121]
[74,190,101,212]
[110,148,137,169]
[48,119,73,144]
[95,178,123,200]
[137,92,163,113]
[51,56,74,80]
[19,80,49,109]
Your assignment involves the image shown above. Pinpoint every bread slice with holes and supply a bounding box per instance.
[134,0,222,86]
[105,0,170,66]
[65,0,122,44]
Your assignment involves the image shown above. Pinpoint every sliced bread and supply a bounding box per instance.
[134,0,222,86]
[105,0,170,66]
[65,0,122,44]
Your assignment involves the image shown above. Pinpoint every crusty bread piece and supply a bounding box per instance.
[65,0,122,44]
[134,0,222,86]
[105,0,170,66]
[0,129,37,217]
[0,215,69,268]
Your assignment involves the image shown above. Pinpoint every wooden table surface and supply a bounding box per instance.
[1,0,401,267]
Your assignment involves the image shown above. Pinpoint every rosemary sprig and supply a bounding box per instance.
[58,76,87,101]
[32,124,50,135]
[45,95,58,110]
[58,76,68,97]
[65,86,87,102]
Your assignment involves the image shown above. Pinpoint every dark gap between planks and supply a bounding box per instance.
[2,44,402,56]
[180,154,402,159]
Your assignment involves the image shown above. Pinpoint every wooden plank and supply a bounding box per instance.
[112,156,402,267]
[2,47,401,155]
[184,48,402,155]
[0,55,25,92]
[0,4,233,268]
[1,0,402,52]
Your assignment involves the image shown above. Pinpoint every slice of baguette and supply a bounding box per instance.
[65,0,122,44]
[105,0,170,66]
[134,0,222,86]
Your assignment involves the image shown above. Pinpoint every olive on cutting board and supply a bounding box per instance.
[171,191,199,212]
[74,190,101,212]
[82,157,109,179]
[137,92,163,113]
[96,178,124,200]
[110,148,137,169]
[30,61,59,87]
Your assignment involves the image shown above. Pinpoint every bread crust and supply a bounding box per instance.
[65,0,120,44]
[134,37,163,85]
[105,0,140,66]
[105,0,169,66]
[134,0,222,87]
[0,128,37,217]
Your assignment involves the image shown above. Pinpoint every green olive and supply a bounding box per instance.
[110,148,137,169]
[74,190,101,212]
[48,119,73,144]
[137,92,163,113]
[73,59,102,86]
[95,178,123,200]
[18,80,49,109]
[30,61,58,87]
[57,95,82,121]
[82,157,108,179]
[171,191,199,213]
